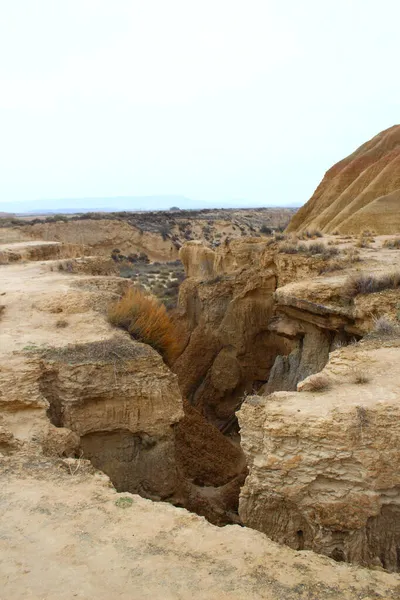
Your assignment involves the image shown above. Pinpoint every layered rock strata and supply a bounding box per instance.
[238,337,400,571]
[175,240,359,426]
[0,256,244,524]
[287,124,400,234]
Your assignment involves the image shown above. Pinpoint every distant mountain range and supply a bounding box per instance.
[0,196,301,215]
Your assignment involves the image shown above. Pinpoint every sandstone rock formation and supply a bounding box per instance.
[176,235,400,423]
[0,249,244,524]
[174,238,356,426]
[287,124,400,234]
[238,337,400,571]
[0,240,89,263]
[176,236,400,570]
[21,219,180,261]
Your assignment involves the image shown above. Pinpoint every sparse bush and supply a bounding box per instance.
[351,368,370,384]
[343,248,361,263]
[108,288,181,365]
[279,243,300,254]
[318,258,347,274]
[280,241,340,260]
[166,279,179,289]
[383,238,400,249]
[260,225,273,235]
[159,223,171,241]
[56,319,69,328]
[302,373,330,392]
[356,230,375,248]
[344,272,400,299]
[373,316,397,336]
[301,229,323,239]
[307,242,326,255]
[57,260,73,272]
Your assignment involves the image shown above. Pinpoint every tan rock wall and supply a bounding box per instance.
[238,342,400,571]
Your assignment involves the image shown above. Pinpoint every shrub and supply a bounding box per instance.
[318,258,347,274]
[307,242,326,255]
[383,238,400,249]
[302,229,323,239]
[280,241,340,260]
[351,368,370,384]
[159,223,171,241]
[343,248,361,263]
[356,230,375,248]
[303,374,330,392]
[344,272,400,299]
[279,243,300,254]
[260,225,273,235]
[373,316,397,336]
[108,288,181,365]
[56,319,69,328]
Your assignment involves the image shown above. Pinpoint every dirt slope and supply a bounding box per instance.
[287,125,400,234]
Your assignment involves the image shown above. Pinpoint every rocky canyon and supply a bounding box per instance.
[1,131,400,598]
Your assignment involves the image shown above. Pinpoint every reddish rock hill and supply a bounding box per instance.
[287,125,400,234]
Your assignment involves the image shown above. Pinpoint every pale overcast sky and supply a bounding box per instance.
[0,0,399,209]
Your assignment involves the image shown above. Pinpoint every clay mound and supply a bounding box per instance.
[287,124,400,234]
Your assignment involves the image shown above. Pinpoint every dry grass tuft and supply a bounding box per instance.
[351,368,370,385]
[356,230,375,248]
[344,272,400,299]
[279,240,340,260]
[383,238,400,249]
[108,288,181,365]
[343,247,361,263]
[304,373,331,392]
[318,258,347,274]
[55,319,69,328]
[373,315,397,336]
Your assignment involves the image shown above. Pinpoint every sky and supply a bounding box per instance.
[0,0,399,210]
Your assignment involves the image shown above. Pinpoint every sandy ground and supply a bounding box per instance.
[0,260,119,357]
[1,456,399,600]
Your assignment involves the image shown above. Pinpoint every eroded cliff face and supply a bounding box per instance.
[39,336,183,501]
[238,337,400,571]
[175,241,294,426]
[174,240,358,427]
[21,219,179,261]
[176,238,400,569]
[0,254,244,525]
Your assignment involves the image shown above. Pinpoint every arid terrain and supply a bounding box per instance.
[1,206,295,261]
[1,223,400,597]
[287,124,400,234]
[2,134,400,599]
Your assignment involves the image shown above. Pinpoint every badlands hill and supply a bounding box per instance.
[287,125,400,234]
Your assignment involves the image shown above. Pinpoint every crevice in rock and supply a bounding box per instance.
[39,355,246,527]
